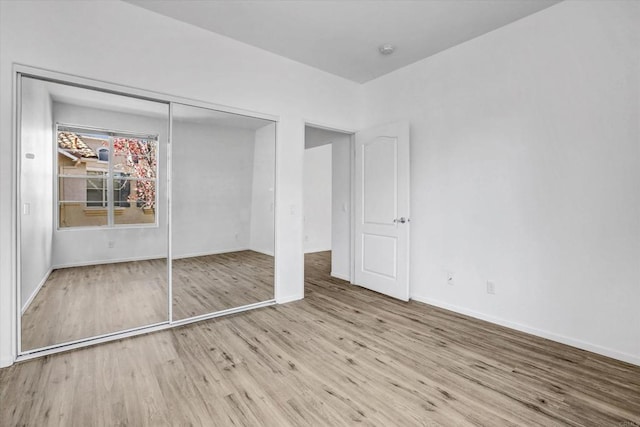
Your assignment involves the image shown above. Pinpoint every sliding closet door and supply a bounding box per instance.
[171,104,276,320]
[19,76,170,352]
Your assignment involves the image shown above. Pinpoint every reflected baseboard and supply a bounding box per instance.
[22,267,52,315]
[249,248,274,257]
[52,254,166,270]
[172,247,251,260]
[304,248,331,254]
[51,248,267,269]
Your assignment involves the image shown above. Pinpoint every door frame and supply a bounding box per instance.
[303,120,411,300]
[303,121,357,285]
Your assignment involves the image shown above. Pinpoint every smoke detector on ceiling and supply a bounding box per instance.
[378,44,395,55]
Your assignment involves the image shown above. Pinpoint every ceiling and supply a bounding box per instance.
[172,104,273,130]
[37,77,169,119]
[124,0,560,83]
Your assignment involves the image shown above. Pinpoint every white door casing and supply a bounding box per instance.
[354,121,410,301]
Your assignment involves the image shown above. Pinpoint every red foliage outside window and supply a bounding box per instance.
[112,138,157,209]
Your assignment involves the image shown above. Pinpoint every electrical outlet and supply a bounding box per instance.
[486,280,496,295]
[108,241,115,248]
[447,272,454,286]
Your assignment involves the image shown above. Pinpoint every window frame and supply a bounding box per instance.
[55,123,160,231]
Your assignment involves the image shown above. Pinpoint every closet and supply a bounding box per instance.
[17,72,276,356]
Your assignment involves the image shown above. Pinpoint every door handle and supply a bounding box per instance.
[393,217,409,224]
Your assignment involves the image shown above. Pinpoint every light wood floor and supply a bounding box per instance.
[22,251,274,350]
[21,259,168,351]
[172,250,274,320]
[4,251,639,426]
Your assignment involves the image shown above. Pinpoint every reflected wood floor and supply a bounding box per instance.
[21,259,168,351]
[22,251,274,350]
[172,250,274,320]
[4,251,639,426]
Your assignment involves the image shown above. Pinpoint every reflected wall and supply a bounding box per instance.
[171,104,276,320]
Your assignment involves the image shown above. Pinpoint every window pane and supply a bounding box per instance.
[113,174,131,208]
[57,132,158,229]
[59,202,108,228]
[58,176,106,204]
[114,179,156,226]
[113,138,157,180]
[98,148,109,161]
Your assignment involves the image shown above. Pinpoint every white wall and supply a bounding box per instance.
[363,0,640,365]
[304,144,332,253]
[19,78,53,310]
[55,102,271,263]
[331,135,352,281]
[51,102,169,267]
[0,0,360,366]
[173,117,256,258]
[250,123,276,256]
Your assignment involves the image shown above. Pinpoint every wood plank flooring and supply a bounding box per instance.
[21,251,274,350]
[172,250,274,320]
[21,258,168,351]
[4,251,639,426]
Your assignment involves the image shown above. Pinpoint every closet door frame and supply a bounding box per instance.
[13,64,278,363]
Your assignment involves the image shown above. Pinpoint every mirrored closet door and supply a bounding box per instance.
[19,76,170,352]
[171,104,276,320]
[18,70,277,357]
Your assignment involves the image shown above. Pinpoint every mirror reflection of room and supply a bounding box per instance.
[20,76,169,351]
[171,104,276,320]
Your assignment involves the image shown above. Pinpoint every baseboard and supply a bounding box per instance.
[53,247,258,268]
[0,355,14,368]
[172,247,250,260]
[411,295,640,367]
[276,293,304,304]
[330,271,350,282]
[22,267,53,314]
[304,248,331,254]
[249,248,275,257]
[53,254,165,269]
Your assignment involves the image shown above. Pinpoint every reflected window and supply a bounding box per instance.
[97,147,109,161]
[86,170,107,207]
[57,127,158,228]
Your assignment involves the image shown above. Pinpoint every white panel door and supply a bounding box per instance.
[354,121,410,301]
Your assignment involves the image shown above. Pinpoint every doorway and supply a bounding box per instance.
[303,125,353,291]
[303,121,411,302]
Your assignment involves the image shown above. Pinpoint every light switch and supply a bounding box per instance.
[23,203,30,215]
